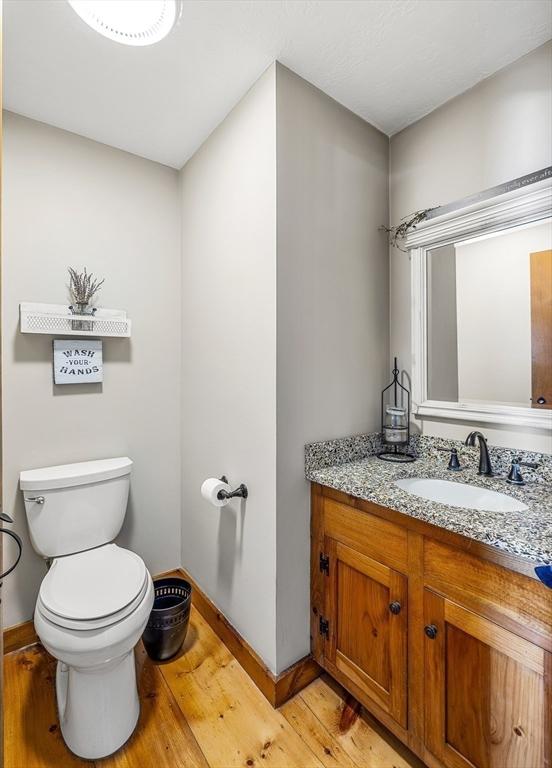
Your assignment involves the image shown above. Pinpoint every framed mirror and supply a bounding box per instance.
[406,169,552,430]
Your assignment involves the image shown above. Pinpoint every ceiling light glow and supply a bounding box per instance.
[67,0,180,46]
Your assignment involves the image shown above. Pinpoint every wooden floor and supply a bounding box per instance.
[4,607,422,768]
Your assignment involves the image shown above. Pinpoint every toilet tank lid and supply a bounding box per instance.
[20,457,132,491]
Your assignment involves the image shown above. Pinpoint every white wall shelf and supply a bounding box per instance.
[20,303,132,338]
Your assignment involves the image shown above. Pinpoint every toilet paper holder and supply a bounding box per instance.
[218,476,248,501]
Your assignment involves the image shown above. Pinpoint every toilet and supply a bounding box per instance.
[20,457,154,760]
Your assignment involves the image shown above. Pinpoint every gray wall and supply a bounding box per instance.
[275,64,389,671]
[389,42,552,451]
[178,64,389,674]
[3,112,182,628]
[179,66,279,671]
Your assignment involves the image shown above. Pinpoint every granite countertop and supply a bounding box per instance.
[306,435,552,566]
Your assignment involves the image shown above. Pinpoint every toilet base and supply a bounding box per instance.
[56,650,140,759]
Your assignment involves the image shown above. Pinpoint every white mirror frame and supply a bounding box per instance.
[405,174,552,431]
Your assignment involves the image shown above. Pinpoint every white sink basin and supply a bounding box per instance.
[394,478,528,513]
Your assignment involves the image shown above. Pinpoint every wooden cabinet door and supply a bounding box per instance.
[323,536,407,727]
[424,589,551,768]
[530,249,552,409]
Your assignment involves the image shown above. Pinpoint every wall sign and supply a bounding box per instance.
[53,340,103,384]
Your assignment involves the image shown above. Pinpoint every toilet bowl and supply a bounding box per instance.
[20,458,153,759]
[34,545,154,759]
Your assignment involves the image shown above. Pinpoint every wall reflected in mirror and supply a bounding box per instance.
[427,217,552,409]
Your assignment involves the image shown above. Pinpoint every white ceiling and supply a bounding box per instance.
[4,0,551,169]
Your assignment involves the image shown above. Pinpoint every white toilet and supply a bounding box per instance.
[20,457,154,760]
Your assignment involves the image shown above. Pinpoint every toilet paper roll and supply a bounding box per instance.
[201,477,232,507]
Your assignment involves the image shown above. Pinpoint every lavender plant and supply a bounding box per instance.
[68,267,105,307]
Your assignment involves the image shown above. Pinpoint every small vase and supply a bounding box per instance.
[69,303,97,332]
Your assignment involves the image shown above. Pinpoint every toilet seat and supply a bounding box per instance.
[38,544,148,631]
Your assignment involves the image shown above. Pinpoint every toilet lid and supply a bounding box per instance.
[39,544,147,621]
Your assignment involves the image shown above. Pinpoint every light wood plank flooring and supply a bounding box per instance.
[4,607,422,768]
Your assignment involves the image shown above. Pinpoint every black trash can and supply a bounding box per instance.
[142,577,192,661]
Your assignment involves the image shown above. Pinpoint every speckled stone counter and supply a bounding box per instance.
[305,433,552,565]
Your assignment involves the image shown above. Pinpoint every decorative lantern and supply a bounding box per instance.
[377,357,415,462]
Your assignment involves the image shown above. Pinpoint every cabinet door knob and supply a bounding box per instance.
[537,397,546,405]
[424,624,438,639]
[389,601,401,615]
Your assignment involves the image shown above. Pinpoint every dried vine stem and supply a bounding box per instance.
[380,208,438,251]
[68,267,105,305]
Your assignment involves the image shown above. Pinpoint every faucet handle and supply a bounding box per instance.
[507,458,524,485]
[507,457,539,485]
[436,446,462,471]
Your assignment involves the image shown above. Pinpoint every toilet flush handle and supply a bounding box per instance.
[25,496,45,504]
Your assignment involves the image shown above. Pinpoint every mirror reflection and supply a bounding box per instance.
[427,218,552,409]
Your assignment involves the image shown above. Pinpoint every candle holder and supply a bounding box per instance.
[377,357,415,463]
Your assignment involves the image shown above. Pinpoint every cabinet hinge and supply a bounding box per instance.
[319,553,330,575]
[319,616,330,637]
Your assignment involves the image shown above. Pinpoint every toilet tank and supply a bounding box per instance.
[20,457,132,558]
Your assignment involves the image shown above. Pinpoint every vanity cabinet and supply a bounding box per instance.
[322,536,408,727]
[424,589,548,768]
[311,484,552,768]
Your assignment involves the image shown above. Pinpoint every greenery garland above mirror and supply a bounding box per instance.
[380,208,439,251]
